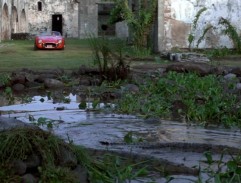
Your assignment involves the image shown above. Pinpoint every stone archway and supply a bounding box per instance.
[19,9,27,32]
[2,3,10,40]
[11,6,18,33]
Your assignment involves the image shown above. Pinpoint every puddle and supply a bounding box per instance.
[0,94,241,182]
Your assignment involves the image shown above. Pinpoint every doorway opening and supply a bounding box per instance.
[52,14,63,35]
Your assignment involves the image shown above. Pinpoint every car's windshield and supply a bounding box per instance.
[39,31,61,36]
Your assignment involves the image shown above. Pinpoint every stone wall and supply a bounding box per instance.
[158,0,241,52]
[28,0,79,37]
[0,0,28,40]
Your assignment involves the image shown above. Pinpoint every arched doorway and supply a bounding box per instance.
[11,6,18,33]
[2,3,10,40]
[19,9,27,32]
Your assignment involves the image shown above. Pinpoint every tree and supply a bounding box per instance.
[109,0,157,49]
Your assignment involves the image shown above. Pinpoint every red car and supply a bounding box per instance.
[34,31,65,50]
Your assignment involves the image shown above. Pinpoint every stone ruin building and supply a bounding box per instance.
[0,0,241,52]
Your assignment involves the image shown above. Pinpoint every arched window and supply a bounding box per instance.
[38,1,42,11]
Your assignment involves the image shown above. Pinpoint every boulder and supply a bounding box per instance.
[0,117,37,131]
[165,63,212,76]
[44,78,64,89]
[12,83,25,91]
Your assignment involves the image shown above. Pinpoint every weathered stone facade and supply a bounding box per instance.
[0,0,28,41]
[158,0,241,51]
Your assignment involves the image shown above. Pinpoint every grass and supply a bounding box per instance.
[0,127,150,183]
[0,39,93,73]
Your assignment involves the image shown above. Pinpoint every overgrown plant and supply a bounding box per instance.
[0,73,10,87]
[0,127,150,183]
[196,25,213,48]
[115,72,241,127]
[87,34,130,81]
[200,151,241,183]
[188,7,207,50]
[109,0,157,49]
[219,17,241,53]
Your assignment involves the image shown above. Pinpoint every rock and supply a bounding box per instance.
[230,67,241,77]
[11,72,26,84]
[122,84,139,94]
[36,73,57,83]
[22,173,38,183]
[25,73,37,82]
[12,159,27,175]
[12,83,25,91]
[0,117,37,131]
[72,165,89,183]
[44,78,64,89]
[91,78,101,86]
[79,78,91,86]
[59,146,78,168]
[25,154,41,169]
[236,83,241,90]
[224,73,237,80]
[165,63,211,76]
[25,81,43,89]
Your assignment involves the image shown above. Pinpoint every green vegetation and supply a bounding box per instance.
[87,34,131,81]
[116,71,241,128]
[0,39,93,73]
[219,17,241,53]
[0,127,150,183]
[188,7,207,50]
[200,151,241,183]
[109,0,157,49]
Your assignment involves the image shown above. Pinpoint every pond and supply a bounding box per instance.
[0,93,241,182]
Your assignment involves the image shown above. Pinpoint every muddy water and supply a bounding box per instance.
[0,94,241,182]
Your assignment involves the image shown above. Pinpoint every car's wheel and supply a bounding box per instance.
[33,44,37,50]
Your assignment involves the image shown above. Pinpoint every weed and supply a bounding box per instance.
[0,73,10,87]
[87,34,130,81]
[4,87,14,104]
[219,17,241,53]
[188,7,207,50]
[109,0,157,49]
[32,117,55,129]
[199,151,241,182]
[116,72,241,127]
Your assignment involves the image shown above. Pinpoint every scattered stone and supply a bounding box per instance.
[59,146,78,168]
[25,154,41,169]
[12,159,27,175]
[22,173,38,183]
[165,63,211,76]
[0,117,37,131]
[79,78,91,86]
[122,84,139,93]
[224,73,237,80]
[12,83,25,91]
[168,52,210,63]
[236,83,241,90]
[72,165,89,183]
[230,67,241,77]
[44,78,65,89]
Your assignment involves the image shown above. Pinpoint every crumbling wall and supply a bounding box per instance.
[0,0,28,40]
[28,0,79,37]
[1,0,11,40]
[78,0,98,38]
[159,0,241,51]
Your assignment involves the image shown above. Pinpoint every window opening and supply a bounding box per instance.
[38,2,42,11]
